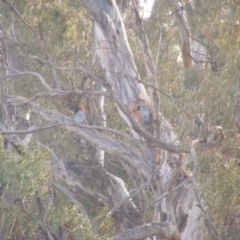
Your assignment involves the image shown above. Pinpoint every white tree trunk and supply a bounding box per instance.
[79,1,206,239]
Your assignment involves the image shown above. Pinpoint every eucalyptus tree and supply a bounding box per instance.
[0,0,240,240]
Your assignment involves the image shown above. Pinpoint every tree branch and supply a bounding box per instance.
[109,163,163,214]
[52,179,89,217]
[38,143,110,207]
[152,178,192,204]
[8,96,151,177]
[1,123,63,135]
[0,67,52,91]
[111,221,179,240]
[29,54,109,87]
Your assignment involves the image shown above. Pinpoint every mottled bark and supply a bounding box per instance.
[78,1,205,239]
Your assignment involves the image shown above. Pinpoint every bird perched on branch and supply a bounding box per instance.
[137,100,150,123]
[74,105,86,124]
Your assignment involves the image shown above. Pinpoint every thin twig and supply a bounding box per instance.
[155,28,162,72]
[52,179,89,217]
[138,79,177,101]
[2,123,63,135]
[29,54,109,88]
[0,67,52,91]
[4,89,110,107]
[108,163,163,214]
[152,177,192,204]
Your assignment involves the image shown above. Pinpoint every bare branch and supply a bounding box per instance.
[7,96,150,177]
[29,54,108,87]
[137,78,177,102]
[152,178,192,204]
[29,53,175,103]
[109,163,163,214]
[111,94,189,154]
[0,67,52,91]
[111,221,179,240]
[52,179,89,217]
[154,27,163,72]
[1,123,63,135]
[5,90,109,108]
[38,143,110,207]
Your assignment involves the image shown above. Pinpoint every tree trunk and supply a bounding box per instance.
[79,0,205,239]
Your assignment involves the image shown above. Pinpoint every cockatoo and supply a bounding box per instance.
[74,105,86,124]
[138,100,150,123]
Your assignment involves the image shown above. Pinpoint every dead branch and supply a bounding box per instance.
[109,163,163,214]
[111,221,179,240]
[0,67,52,91]
[152,178,192,204]
[29,54,109,87]
[7,96,151,177]
[1,123,62,135]
[52,179,89,217]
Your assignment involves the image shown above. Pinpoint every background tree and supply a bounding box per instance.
[0,0,240,240]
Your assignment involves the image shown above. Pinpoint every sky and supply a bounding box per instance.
[141,0,155,18]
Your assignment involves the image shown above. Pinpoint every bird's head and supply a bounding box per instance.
[80,104,86,112]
